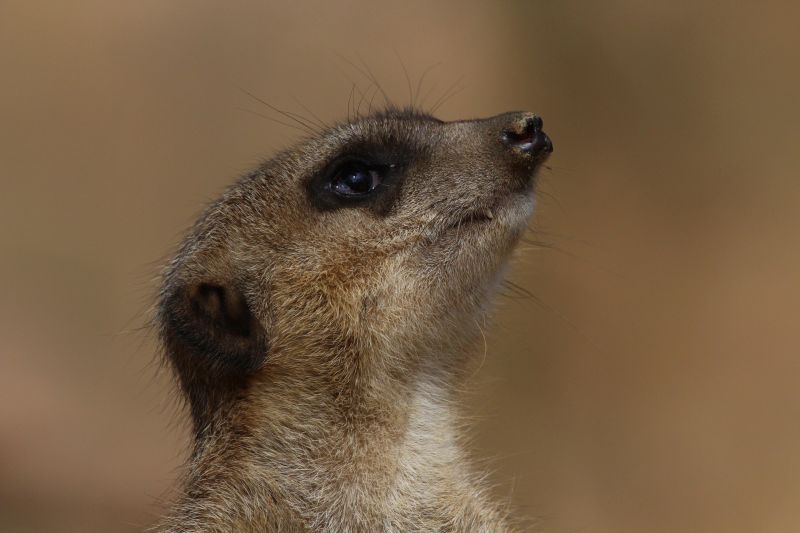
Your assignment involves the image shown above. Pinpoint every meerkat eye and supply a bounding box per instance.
[329,162,383,198]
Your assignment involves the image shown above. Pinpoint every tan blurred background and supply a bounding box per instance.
[1,1,799,532]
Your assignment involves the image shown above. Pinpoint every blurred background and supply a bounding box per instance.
[1,1,799,532]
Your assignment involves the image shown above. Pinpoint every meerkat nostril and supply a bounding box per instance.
[502,114,552,157]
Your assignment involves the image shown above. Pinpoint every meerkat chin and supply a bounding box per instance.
[154,108,552,533]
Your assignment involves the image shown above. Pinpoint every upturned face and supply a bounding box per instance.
[158,109,552,428]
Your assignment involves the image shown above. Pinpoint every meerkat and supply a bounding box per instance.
[152,108,552,532]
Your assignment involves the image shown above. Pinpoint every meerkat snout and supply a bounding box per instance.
[154,107,552,532]
[501,112,554,157]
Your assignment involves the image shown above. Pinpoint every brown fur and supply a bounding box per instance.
[152,108,552,532]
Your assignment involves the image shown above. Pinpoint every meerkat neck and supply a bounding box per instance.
[161,362,505,532]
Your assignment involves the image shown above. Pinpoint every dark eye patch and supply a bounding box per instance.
[307,141,412,215]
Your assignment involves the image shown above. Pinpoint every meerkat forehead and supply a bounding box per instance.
[157,107,552,429]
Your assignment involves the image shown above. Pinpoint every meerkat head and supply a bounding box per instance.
[158,109,552,431]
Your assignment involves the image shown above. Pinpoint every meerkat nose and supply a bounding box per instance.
[501,113,553,158]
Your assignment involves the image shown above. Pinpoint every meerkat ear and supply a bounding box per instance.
[160,280,268,420]
[185,282,268,370]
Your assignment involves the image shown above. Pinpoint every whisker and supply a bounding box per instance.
[526,227,593,247]
[367,84,379,114]
[346,83,356,122]
[357,54,392,107]
[393,48,414,109]
[533,186,565,211]
[429,75,467,114]
[419,80,439,110]
[291,96,329,130]
[502,279,537,300]
[337,53,392,107]
[356,84,377,117]
[543,164,578,174]
[502,280,590,340]
[430,85,466,114]
[414,61,442,110]
[237,88,317,134]
[520,235,628,279]
[235,107,309,134]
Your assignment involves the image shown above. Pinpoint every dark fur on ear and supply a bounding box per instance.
[159,280,268,431]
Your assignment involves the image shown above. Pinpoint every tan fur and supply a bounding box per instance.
[152,109,551,532]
